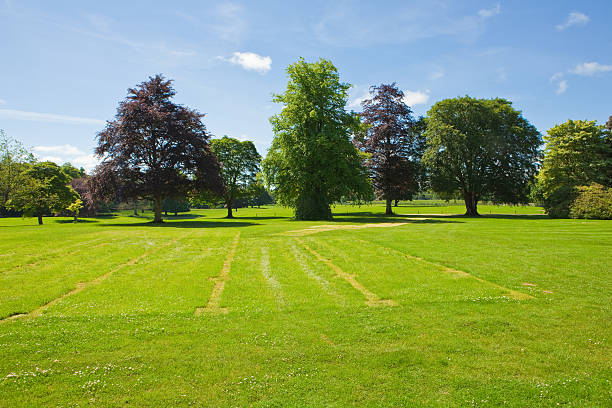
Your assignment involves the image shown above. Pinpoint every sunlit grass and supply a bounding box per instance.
[0,204,609,406]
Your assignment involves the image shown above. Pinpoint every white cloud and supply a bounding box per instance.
[349,90,370,109]
[556,12,589,30]
[224,51,272,74]
[556,80,568,94]
[0,98,6,105]
[478,4,501,18]
[570,62,612,76]
[33,144,85,156]
[550,72,564,82]
[33,145,99,172]
[402,90,430,106]
[0,109,105,125]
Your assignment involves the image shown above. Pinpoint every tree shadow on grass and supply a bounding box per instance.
[101,220,259,228]
[330,211,463,224]
[55,219,100,224]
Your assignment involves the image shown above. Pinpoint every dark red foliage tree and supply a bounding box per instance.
[92,75,224,222]
[357,83,422,215]
[71,176,97,217]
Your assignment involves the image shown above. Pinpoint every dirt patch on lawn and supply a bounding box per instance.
[283,222,412,236]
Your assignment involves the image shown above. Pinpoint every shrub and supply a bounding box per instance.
[543,185,578,218]
[570,184,612,220]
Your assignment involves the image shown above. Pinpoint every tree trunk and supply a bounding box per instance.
[463,191,480,216]
[73,215,78,223]
[385,198,393,215]
[226,200,233,218]
[133,200,138,216]
[394,199,399,207]
[37,214,43,225]
[153,196,163,223]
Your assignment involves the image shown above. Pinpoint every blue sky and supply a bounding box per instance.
[1,0,611,171]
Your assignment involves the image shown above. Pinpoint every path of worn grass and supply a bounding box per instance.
[0,206,610,407]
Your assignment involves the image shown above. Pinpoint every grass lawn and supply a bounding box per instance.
[0,204,610,406]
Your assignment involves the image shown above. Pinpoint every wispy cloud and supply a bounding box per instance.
[0,109,105,125]
[428,69,445,80]
[211,2,246,42]
[556,12,589,30]
[478,4,501,18]
[402,90,430,106]
[550,72,564,82]
[570,62,612,76]
[220,52,272,74]
[314,2,486,47]
[33,144,99,171]
[0,98,6,105]
[556,80,568,94]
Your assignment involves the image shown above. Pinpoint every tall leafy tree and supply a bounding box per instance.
[357,83,421,215]
[423,96,541,216]
[263,58,371,220]
[92,75,224,223]
[536,119,612,217]
[210,136,261,218]
[0,130,35,215]
[8,161,78,224]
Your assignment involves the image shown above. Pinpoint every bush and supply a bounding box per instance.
[570,184,612,220]
[543,185,578,218]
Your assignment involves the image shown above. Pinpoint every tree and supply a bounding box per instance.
[67,199,83,222]
[606,115,612,131]
[210,136,261,218]
[162,198,190,216]
[8,161,78,224]
[423,96,541,216]
[0,130,35,215]
[70,176,98,217]
[536,119,612,217]
[92,75,224,223]
[263,58,372,220]
[356,83,423,215]
[245,174,274,207]
[61,162,83,179]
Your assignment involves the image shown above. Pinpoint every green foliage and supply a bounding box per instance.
[569,183,612,219]
[263,58,372,220]
[537,120,612,217]
[7,161,78,224]
[162,198,190,215]
[60,162,83,179]
[423,96,541,215]
[0,130,36,214]
[210,136,261,217]
[66,198,84,221]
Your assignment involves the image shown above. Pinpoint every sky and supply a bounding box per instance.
[1,0,611,171]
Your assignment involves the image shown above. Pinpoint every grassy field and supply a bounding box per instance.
[0,204,610,407]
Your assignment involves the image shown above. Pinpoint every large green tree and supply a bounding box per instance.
[210,136,261,218]
[8,161,78,224]
[92,75,224,223]
[0,130,35,215]
[423,96,541,216]
[263,58,371,220]
[536,119,612,217]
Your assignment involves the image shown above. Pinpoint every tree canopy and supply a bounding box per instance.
[0,130,35,215]
[357,83,422,215]
[92,75,224,223]
[7,161,78,224]
[263,58,371,220]
[536,119,612,217]
[423,96,541,216]
[210,136,261,218]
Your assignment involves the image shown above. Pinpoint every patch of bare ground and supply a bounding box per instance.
[294,237,397,307]
[194,232,240,315]
[281,222,410,236]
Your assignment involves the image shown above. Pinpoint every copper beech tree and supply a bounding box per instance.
[92,75,224,223]
[357,83,422,215]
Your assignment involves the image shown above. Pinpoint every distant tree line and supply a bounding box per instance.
[1,61,610,223]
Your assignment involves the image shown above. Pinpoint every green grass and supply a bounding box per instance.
[0,204,610,407]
